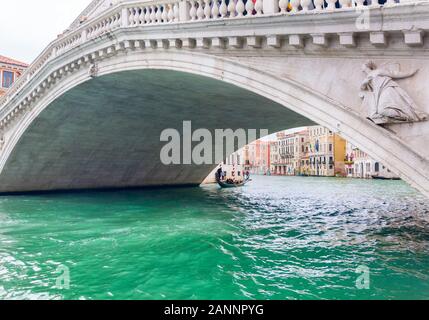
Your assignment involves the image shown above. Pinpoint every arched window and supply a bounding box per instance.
[375,162,380,172]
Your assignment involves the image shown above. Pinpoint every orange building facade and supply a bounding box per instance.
[0,55,28,97]
[243,140,271,175]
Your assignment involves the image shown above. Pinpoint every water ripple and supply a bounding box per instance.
[0,176,428,299]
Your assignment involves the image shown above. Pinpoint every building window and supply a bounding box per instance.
[375,162,380,172]
[2,71,14,88]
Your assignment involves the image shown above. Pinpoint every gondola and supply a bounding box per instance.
[216,177,251,188]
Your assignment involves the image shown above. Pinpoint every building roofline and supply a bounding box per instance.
[0,55,29,68]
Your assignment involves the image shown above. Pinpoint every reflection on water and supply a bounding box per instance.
[0,176,428,300]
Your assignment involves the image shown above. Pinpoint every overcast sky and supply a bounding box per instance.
[0,0,92,64]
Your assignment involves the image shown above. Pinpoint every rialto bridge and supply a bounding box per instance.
[0,0,428,196]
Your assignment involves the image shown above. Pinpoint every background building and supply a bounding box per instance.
[294,129,309,175]
[270,126,346,177]
[243,140,271,175]
[307,126,346,177]
[345,142,399,179]
[0,55,28,97]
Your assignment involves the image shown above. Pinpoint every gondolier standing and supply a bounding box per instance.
[216,167,223,181]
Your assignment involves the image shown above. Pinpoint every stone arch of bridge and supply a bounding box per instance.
[0,50,427,196]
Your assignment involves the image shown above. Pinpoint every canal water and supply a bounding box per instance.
[0,176,428,300]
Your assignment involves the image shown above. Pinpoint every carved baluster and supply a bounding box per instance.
[173,2,180,22]
[314,0,324,10]
[279,0,289,12]
[326,0,337,9]
[162,5,168,22]
[150,5,157,23]
[115,13,121,28]
[204,0,211,18]
[236,0,245,16]
[228,0,236,17]
[100,21,105,34]
[131,8,138,25]
[99,22,104,34]
[255,0,263,15]
[144,6,151,24]
[108,15,114,30]
[129,8,136,25]
[117,12,122,27]
[138,7,145,24]
[301,0,312,10]
[167,5,174,22]
[190,1,198,20]
[132,8,139,25]
[245,0,254,16]
[111,15,117,29]
[290,0,300,12]
[212,0,220,19]
[220,0,228,18]
[108,16,113,30]
[197,0,205,20]
[156,5,163,23]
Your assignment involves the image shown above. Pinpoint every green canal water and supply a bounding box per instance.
[0,176,428,300]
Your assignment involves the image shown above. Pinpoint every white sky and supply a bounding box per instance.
[0,0,92,64]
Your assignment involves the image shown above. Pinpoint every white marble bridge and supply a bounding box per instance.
[0,0,428,196]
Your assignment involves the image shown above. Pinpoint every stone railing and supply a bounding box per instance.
[0,0,418,110]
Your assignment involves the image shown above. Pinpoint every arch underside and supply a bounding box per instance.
[0,69,313,193]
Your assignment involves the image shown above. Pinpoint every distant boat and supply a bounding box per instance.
[217,177,251,188]
[371,175,401,181]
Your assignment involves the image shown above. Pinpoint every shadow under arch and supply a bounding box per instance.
[0,50,427,196]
